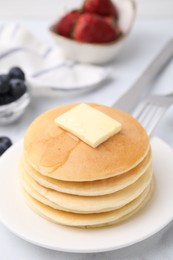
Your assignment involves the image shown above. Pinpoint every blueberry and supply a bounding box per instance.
[9,79,27,99]
[0,74,10,94]
[9,67,25,81]
[0,137,12,156]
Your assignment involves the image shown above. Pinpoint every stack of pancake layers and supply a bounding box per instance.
[20,104,153,228]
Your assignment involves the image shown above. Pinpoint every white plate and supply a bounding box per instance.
[0,137,173,253]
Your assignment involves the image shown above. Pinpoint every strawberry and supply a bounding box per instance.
[55,10,81,38]
[104,16,122,37]
[73,13,116,43]
[83,0,118,19]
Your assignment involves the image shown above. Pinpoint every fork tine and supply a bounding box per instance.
[132,102,147,119]
[133,94,173,136]
[146,107,168,136]
[140,105,158,129]
[137,103,153,124]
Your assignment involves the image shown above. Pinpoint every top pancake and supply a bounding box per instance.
[24,104,150,181]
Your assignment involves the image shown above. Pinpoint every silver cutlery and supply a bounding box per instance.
[133,93,173,136]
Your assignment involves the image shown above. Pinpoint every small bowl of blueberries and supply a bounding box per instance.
[0,67,30,125]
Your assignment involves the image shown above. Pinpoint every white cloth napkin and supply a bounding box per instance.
[0,24,110,95]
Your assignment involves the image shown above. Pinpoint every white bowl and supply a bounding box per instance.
[49,0,136,65]
[0,93,30,125]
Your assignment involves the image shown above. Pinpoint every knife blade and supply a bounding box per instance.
[112,39,173,112]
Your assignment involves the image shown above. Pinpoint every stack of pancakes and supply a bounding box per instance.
[20,104,153,228]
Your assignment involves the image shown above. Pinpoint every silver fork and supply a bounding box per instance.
[132,94,173,136]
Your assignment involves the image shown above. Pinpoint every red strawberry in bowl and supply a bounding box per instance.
[73,13,116,43]
[49,0,136,64]
[83,0,118,19]
[104,16,122,37]
[54,10,81,38]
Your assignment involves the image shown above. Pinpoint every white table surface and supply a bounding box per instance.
[0,17,173,260]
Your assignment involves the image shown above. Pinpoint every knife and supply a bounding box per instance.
[112,39,173,112]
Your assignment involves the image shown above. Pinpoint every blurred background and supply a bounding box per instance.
[1,0,173,18]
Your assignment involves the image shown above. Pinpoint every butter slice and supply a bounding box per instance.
[55,104,122,148]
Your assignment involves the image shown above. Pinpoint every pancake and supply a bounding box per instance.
[20,166,153,214]
[22,149,152,196]
[21,103,153,228]
[24,104,150,182]
[21,181,153,228]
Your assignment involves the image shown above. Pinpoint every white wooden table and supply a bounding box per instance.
[0,2,173,259]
